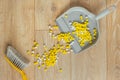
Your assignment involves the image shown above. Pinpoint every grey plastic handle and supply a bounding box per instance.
[96,5,116,20]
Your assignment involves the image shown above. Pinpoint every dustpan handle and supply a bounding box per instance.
[96,5,116,20]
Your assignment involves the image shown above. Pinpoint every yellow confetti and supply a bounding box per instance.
[64,14,68,18]
[80,15,83,20]
[31,53,34,56]
[59,68,63,72]
[38,65,41,69]
[53,25,58,29]
[26,50,30,54]
[34,61,38,65]
[72,19,94,46]
[28,14,98,72]
[44,67,48,71]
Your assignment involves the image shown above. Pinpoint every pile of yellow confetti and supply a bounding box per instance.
[26,15,97,72]
[72,21,92,46]
[56,32,74,43]
[71,15,97,46]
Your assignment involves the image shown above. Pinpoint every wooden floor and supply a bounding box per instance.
[0,0,120,80]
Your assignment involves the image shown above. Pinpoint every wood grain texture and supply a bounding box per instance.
[0,0,120,80]
[0,0,12,80]
[107,0,120,80]
[10,0,35,80]
[35,0,70,30]
[35,31,55,80]
[0,0,35,80]
[71,0,106,80]
[35,31,71,80]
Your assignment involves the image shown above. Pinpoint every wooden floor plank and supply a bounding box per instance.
[35,0,71,79]
[70,0,90,9]
[35,0,70,30]
[71,0,106,80]
[0,0,14,80]
[0,0,35,80]
[106,0,120,80]
[35,31,71,80]
[11,0,35,80]
[35,31,56,80]
[89,0,107,80]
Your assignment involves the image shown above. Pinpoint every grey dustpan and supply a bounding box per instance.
[56,5,116,54]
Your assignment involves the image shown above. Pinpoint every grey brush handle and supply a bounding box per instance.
[96,5,116,20]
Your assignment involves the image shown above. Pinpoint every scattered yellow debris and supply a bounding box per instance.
[34,61,38,65]
[80,15,83,20]
[56,32,74,43]
[38,65,41,69]
[53,25,58,29]
[59,68,63,72]
[64,14,68,18]
[26,50,30,54]
[72,20,93,46]
[44,67,48,71]
[26,15,97,72]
